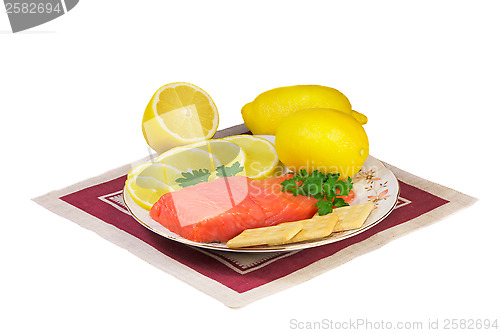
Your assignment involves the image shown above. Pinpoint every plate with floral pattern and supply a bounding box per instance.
[124,136,399,252]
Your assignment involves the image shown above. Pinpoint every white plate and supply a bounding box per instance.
[123,136,399,252]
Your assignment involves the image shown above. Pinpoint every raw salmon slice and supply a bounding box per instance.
[149,175,319,243]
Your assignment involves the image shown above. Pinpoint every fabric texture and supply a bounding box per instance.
[33,124,477,308]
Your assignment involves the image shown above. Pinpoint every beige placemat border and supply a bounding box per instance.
[32,124,477,308]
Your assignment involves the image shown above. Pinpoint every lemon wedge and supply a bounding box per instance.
[222,135,279,179]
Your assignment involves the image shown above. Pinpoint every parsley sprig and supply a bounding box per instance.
[175,161,244,188]
[281,169,353,216]
[215,161,244,178]
[175,169,211,188]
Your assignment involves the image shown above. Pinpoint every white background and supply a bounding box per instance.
[1,1,499,332]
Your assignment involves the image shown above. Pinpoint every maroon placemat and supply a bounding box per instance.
[33,124,476,307]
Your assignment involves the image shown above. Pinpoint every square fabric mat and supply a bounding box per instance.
[33,124,477,308]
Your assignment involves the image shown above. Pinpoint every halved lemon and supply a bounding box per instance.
[125,162,180,210]
[222,135,279,179]
[142,82,219,153]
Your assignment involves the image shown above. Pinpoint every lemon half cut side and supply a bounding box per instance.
[142,82,219,154]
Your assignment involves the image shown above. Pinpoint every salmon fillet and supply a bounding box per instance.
[149,175,319,243]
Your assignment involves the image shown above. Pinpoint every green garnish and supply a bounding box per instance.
[175,162,245,188]
[175,169,211,188]
[215,161,245,178]
[281,169,353,216]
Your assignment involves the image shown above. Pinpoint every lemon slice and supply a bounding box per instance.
[127,162,150,179]
[125,162,180,210]
[156,145,222,173]
[142,82,219,153]
[126,179,172,210]
[187,139,246,170]
[135,163,183,190]
[126,140,248,209]
[222,135,279,179]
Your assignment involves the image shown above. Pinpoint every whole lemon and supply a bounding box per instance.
[275,108,369,179]
[242,85,367,135]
